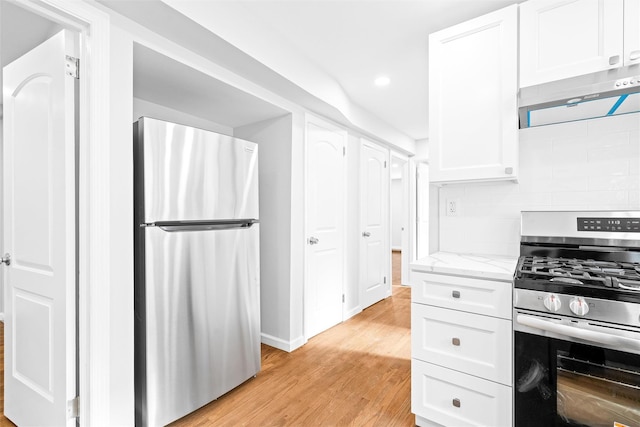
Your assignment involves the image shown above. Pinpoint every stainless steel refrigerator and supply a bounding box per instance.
[133,117,261,426]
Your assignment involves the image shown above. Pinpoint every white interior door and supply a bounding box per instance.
[305,119,345,339]
[3,30,77,427]
[360,139,389,309]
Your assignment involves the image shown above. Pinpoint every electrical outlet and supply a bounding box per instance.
[446,199,459,217]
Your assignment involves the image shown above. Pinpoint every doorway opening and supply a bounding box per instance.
[390,155,408,290]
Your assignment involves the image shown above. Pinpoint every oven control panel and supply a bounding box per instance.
[577,217,640,232]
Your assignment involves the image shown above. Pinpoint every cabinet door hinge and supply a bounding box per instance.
[67,396,79,419]
[384,160,387,168]
[65,56,79,79]
[342,294,345,303]
[343,146,346,156]
[383,276,387,284]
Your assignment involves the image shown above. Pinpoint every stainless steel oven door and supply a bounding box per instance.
[514,310,640,427]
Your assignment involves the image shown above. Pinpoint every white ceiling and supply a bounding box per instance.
[161,0,523,141]
[2,1,526,144]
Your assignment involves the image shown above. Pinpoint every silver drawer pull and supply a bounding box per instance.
[452,398,461,408]
[452,338,461,346]
[452,290,460,298]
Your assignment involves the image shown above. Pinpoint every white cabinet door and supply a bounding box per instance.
[305,119,345,339]
[520,0,624,87]
[412,304,512,385]
[429,5,518,183]
[360,139,390,309]
[412,359,513,427]
[625,0,640,66]
[3,30,77,427]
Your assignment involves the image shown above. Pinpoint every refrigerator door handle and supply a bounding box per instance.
[143,219,259,232]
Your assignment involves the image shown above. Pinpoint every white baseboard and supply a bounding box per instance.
[261,332,306,353]
[391,246,402,251]
[0,312,3,322]
[344,306,361,321]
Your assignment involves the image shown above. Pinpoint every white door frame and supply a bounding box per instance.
[9,1,112,424]
[303,114,347,340]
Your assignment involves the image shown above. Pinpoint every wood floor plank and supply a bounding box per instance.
[170,284,412,427]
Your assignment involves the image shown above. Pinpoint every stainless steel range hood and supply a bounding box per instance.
[519,67,640,128]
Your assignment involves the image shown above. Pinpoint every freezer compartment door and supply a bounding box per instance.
[140,225,260,427]
[137,117,259,222]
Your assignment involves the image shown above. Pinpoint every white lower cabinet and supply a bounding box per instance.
[411,269,513,427]
[412,359,512,427]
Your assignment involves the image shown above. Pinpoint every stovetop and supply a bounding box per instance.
[515,255,640,303]
[517,256,640,288]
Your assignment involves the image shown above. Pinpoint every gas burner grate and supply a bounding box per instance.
[517,256,640,291]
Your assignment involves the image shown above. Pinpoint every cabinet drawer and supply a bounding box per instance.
[412,271,512,319]
[412,304,512,385]
[412,359,512,427]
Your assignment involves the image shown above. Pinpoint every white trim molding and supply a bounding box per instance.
[261,333,306,353]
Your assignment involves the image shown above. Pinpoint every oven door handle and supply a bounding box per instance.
[516,314,640,351]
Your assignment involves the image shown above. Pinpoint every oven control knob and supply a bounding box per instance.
[543,293,562,312]
[569,297,589,316]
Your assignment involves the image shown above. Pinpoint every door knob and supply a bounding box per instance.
[308,237,319,245]
[1,253,10,266]
[362,231,371,237]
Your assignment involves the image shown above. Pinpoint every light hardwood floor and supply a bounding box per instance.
[0,320,15,427]
[392,250,402,286]
[0,252,411,426]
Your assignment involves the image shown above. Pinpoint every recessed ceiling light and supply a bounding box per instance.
[374,76,390,87]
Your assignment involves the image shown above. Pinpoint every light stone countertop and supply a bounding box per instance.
[410,251,518,282]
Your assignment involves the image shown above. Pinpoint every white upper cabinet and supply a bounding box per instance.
[429,5,518,184]
[520,0,640,87]
[625,0,640,67]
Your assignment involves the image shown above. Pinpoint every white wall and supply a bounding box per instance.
[234,115,297,349]
[438,114,640,257]
[133,98,233,135]
[391,179,403,249]
[415,138,428,162]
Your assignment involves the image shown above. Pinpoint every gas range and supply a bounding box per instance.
[514,211,640,354]
[513,212,640,427]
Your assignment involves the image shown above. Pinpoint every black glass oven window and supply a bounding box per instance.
[515,332,640,427]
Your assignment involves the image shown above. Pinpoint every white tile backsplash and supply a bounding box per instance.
[438,113,640,257]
